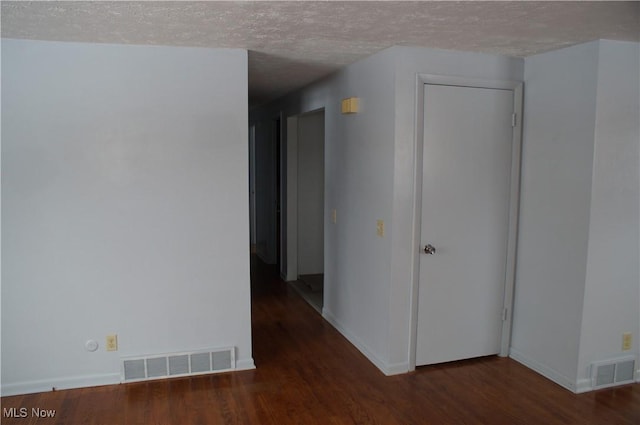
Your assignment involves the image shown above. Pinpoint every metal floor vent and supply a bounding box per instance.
[591,357,636,390]
[121,347,235,383]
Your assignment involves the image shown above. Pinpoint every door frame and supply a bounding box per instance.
[285,108,326,282]
[285,114,299,281]
[408,74,524,370]
[274,114,284,275]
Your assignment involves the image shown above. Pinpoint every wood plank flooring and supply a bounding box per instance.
[2,257,638,424]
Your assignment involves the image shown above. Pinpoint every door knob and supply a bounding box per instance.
[423,244,436,255]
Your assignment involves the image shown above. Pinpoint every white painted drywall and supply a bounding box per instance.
[250,46,523,375]
[1,39,253,395]
[297,111,325,276]
[511,41,600,391]
[577,40,640,389]
[512,39,640,392]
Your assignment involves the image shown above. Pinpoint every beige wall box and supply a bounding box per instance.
[341,97,359,114]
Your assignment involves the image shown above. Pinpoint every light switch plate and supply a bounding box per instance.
[376,220,384,237]
[622,332,632,351]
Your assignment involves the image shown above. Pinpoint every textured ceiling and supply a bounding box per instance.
[2,1,639,107]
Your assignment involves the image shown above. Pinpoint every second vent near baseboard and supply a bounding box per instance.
[591,356,636,390]
[121,347,235,383]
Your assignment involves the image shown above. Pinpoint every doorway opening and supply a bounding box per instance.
[285,109,325,313]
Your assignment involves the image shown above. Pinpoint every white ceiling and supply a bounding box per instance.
[2,1,639,107]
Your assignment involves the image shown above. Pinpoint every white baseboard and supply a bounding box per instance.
[575,378,593,393]
[2,358,257,397]
[236,358,256,371]
[1,373,120,397]
[322,309,408,376]
[384,361,411,376]
[509,348,577,393]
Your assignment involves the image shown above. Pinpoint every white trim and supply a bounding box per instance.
[276,111,286,278]
[576,378,593,394]
[235,358,256,371]
[384,362,411,376]
[510,348,577,393]
[416,74,521,91]
[407,73,426,372]
[285,115,299,281]
[408,74,524,370]
[500,83,524,356]
[2,355,255,397]
[1,360,256,397]
[323,309,408,376]
[1,373,120,397]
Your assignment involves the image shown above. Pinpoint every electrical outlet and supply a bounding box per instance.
[106,334,118,352]
[622,332,632,351]
[376,219,384,237]
[331,209,337,224]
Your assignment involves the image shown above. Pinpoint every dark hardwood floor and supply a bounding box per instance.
[2,257,639,424]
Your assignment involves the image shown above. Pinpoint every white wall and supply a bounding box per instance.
[577,40,640,389]
[511,41,600,391]
[250,46,523,375]
[297,111,325,275]
[512,39,640,392]
[1,39,254,395]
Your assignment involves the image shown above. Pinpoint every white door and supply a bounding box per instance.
[416,83,515,366]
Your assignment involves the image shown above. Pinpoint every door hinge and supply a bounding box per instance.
[511,113,517,127]
[502,308,508,321]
